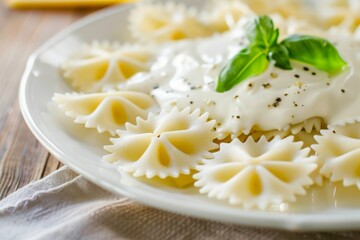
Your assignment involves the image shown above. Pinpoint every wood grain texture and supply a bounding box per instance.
[0,4,98,200]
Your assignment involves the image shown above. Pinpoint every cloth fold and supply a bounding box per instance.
[0,167,360,240]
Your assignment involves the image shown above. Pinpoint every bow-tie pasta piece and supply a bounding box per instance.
[53,91,156,135]
[207,1,254,32]
[313,0,360,31]
[312,123,360,189]
[104,108,217,179]
[241,0,307,19]
[270,14,322,39]
[194,136,317,209]
[62,42,152,92]
[129,2,212,42]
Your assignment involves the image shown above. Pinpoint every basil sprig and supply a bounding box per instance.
[216,16,348,93]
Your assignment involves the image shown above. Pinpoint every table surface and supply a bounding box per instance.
[0,3,99,200]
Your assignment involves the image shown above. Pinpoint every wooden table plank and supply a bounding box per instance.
[0,103,49,197]
[41,155,62,179]
[0,4,98,200]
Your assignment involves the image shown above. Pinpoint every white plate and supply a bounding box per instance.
[19,1,360,231]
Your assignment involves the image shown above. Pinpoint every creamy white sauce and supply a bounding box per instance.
[121,20,360,138]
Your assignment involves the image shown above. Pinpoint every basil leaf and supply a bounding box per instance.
[269,28,279,48]
[282,35,348,75]
[216,46,269,92]
[246,16,279,48]
[269,44,292,70]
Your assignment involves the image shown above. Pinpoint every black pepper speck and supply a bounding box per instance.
[262,83,271,89]
[271,97,282,108]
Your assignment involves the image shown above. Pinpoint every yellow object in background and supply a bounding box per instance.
[6,0,137,8]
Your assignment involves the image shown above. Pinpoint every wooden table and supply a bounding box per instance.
[0,3,99,200]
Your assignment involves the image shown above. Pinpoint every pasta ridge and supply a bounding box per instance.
[313,123,360,189]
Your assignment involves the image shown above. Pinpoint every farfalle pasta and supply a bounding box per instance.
[128,2,211,42]
[53,0,360,210]
[62,42,152,92]
[104,108,217,178]
[313,123,360,189]
[313,0,360,31]
[240,0,308,19]
[270,14,322,39]
[194,136,316,209]
[53,91,156,135]
[207,1,254,32]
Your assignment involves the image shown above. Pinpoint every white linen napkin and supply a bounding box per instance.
[1,166,359,240]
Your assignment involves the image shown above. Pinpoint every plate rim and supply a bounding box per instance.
[18,3,360,231]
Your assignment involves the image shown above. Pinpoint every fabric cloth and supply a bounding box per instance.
[0,167,360,240]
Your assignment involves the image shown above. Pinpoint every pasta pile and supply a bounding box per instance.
[53,0,360,209]
[312,0,360,31]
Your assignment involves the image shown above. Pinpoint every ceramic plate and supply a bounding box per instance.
[19,0,360,231]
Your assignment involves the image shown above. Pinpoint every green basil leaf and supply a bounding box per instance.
[282,35,348,75]
[269,28,279,48]
[246,16,279,48]
[269,44,292,70]
[216,46,269,92]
